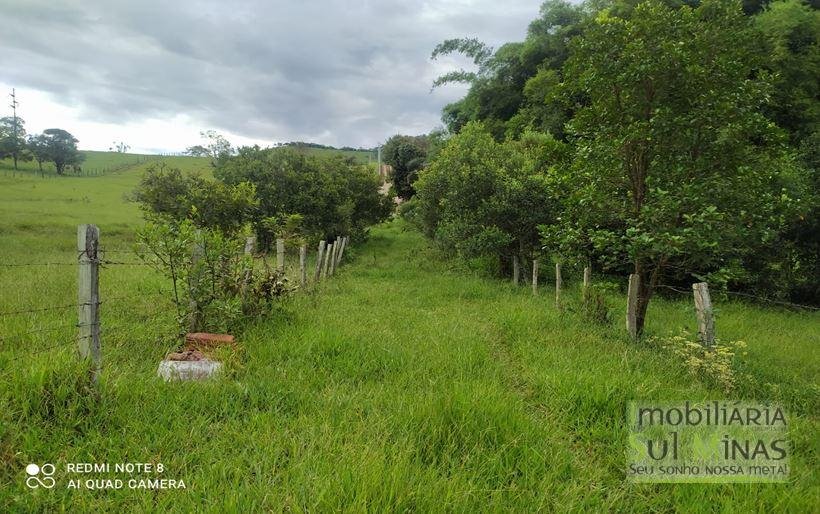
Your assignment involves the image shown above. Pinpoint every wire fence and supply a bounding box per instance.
[0,242,171,379]
[0,228,352,383]
[655,284,818,311]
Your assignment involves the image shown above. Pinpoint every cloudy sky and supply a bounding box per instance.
[1,0,541,153]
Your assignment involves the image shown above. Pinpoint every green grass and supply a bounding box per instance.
[0,156,817,512]
[0,151,170,178]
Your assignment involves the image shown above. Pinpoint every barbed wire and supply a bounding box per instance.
[0,259,152,267]
[0,262,76,267]
[0,303,87,318]
[0,336,85,364]
[654,284,817,310]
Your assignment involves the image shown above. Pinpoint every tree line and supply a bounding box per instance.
[133,146,393,247]
[392,0,817,336]
[0,116,84,175]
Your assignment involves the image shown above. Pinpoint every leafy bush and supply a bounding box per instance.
[581,285,611,325]
[132,163,258,234]
[135,219,290,335]
[214,147,393,245]
[413,122,562,274]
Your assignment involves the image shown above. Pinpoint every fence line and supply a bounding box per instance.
[655,284,818,311]
[1,226,354,384]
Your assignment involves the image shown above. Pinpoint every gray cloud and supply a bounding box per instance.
[0,0,540,148]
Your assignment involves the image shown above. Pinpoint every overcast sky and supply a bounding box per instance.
[0,0,541,153]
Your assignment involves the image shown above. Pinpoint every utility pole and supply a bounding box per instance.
[9,88,19,171]
[377,145,382,178]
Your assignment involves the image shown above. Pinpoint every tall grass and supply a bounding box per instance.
[0,156,817,511]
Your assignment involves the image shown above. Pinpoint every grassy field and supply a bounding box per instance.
[279,145,376,166]
[0,154,817,512]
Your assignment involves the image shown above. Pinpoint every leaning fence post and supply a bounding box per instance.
[336,236,347,266]
[555,262,562,309]
[299,244,307,287]
[314,240,326,282]
[276,238,285,272]
[77,224,101,381]
[532,259,539,295]
[322,242,333,279]
[626,274,639,340]
[692,282,716,347]
[329,237,339,275]
[513,256,520,286]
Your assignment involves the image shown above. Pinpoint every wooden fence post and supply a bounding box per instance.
[329,237,339,275]
[244,236,256,255]
[512,256,520,286]
[583,266,591,291]
[314,240,326,282]
[322,242,333,279]
[626,274,639,340]
[77,224,101,381]
[299,244,307,287]
[336,236,347,266]
[532,259,539,295]
[692,282,715,347]
[555,262,562,309]
[276,238,285,272]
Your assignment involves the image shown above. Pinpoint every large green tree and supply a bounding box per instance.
[0,116,28,170]
[38,129,84,175]
[215,147,393,244]
[381,135,429,200]
[431,0,587,140]
[556,0,807,335]
[413,122,565,272]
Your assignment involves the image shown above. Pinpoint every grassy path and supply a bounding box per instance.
[2,219,817,512]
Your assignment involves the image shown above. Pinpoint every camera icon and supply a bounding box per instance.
[25,463,56,489]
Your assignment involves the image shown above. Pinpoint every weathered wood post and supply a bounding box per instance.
[336,236,347,266]
[314,240,326,282]
[244,236,256,255]
[555,262,562,309]
[532,259,539,295]
[77,224,101,381]
[299,244,307,287]
[626,274,639,340]
[329,237,340,275]
[692,282,715,347]
[583,265,591,303]
[322,242,333,279]
[513,256,520,286]
[276,238,285,272]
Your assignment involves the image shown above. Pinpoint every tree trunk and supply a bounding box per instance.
[12,154,18,170]
[633,259,665,336]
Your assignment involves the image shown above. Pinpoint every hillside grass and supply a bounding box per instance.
[0,156,817,512]
[279,145,375,165]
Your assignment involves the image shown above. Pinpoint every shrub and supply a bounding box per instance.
[652,331,749,392]
[215,147,393,245]
[132,163,258,234]
[135,219,291,336]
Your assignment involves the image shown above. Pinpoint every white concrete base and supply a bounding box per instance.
[157,360,223,381]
